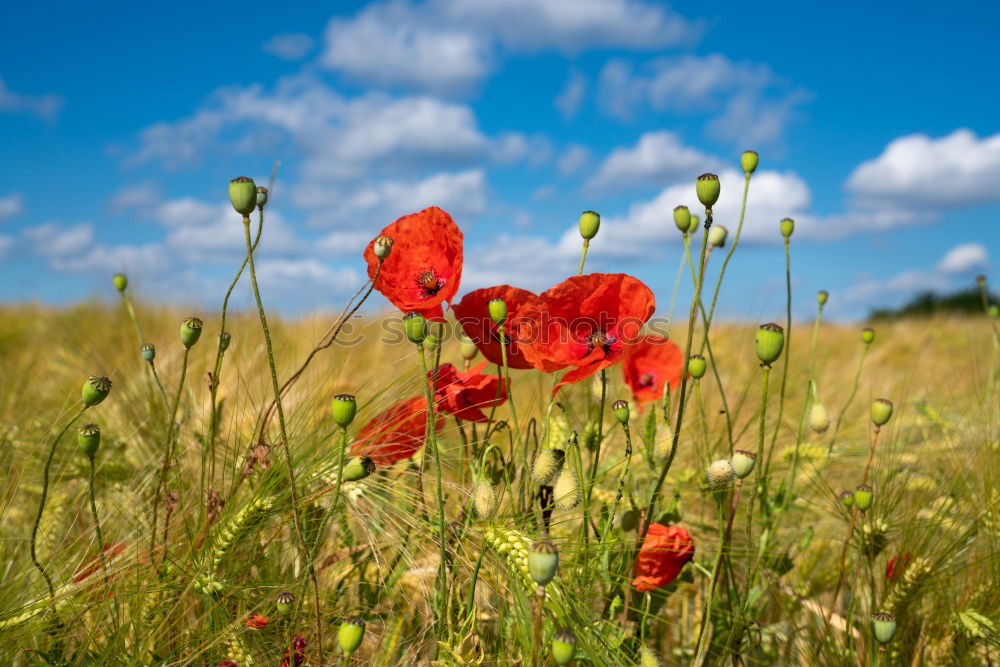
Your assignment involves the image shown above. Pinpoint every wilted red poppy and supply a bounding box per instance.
[363,206,463,322]
[631,523,695,592]
[351,396,444,466]
[622,335,683,405]
[429,362,508,423]
[517,274,656,393]
[452,285,539,369]
[73,542,126,583]
[281,635,306,667]
[886,552,912,580]
[246,614,269,628]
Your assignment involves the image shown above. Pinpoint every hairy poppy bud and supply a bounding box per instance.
[532,448,565,486]
[653,424,673,462]
[423,333,440,352]
[331,394,357,428]
[696,173,720,210]
[818,290,829,306]
[488,297,508,326]
[612,399,630,425]
[871,611,897,646]
[854,484,873,512]
[687,354,707,379]
[528,541,559,587]
[579,210,600,240]
[731,450,756,479]
[474,480,499,519]
[708,224,727,248]
[180,317,203,349]
[403,312,427,345]
[741,150,759,175]
[83,375,112,407]
[688,214,700,234]
[780,218,795,238]
[755,323,785,365]
[141,343,155,362]
[255,186,268,209]
[861,327,875,345]
[343,455,376,482]
[338,617,366,656]
[276,591,294,615]
[551,629,578,666]
[373,234,393,260]
[553,469,580,510]
[840,490,855,508]
[219,331,231,352]
[77,423,100,458]
[871,398,893,427]
[113,273,127,292]
[809,402,831,434]
[459,333,478,361]
[673,205,691,233]
[706,459,735,489]
[639,646,660,667]
[620,508,640,532]
[229,177,257,217]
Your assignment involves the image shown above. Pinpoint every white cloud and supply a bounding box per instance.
[555,71,587,118]
[0,76,63,119]
[936,243,989,274]
[0,235,11,258]
[23,222,95,258]
[254,259,363,293]
[107,183,160,214]
[493,133,552,166]
[586,131,719,190]
[0,192,24,221]
[263,32,315,60]
[558,145,591,176]
[847,129,1000,209]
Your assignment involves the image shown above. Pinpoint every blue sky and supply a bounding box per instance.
[1,0,997,321]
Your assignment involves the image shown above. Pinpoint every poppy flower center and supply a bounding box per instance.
[416,270,445,298]
[639,373,655,388]
[588,330,616,353]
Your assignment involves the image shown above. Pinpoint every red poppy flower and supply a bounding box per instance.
[886,552,912,580]
[281,635,306,667]
[351,396,444,466]
[216,662,238,667]
[452,285,540,369]
[429,362,508,423]
[631,523,695,592]
[517,274,656,393]
[622,335,683,405]
[363,206,463,322]
[73,542,126,583]
[246,614,269,628]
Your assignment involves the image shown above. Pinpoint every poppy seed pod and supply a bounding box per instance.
[373,234,394,260]
[141,343,155,362]
[840,490,855,508]
[687,354,707,379]
[82,375,112,406]
[551,629,578,666]
[990,304,999,319]
[854,484,874,512]
[113,273,127,292]
[871,398,893,427]
[688,214,700,234]
[338,616,366,656]
[255,186,268,209]
[731,449,756,479]
[755,323,785,365]
[976,274,986,286]
[741,150,759,175]
[706,459,735,489]
[871,611,897,646]
[579,210,600,240]
[612,399,630,425]
[403,312,427,345]
[532,448,565,486]
[818,290,829,306]
[780,217,795,238]
[708,224,728,248]
[528,541,559,587]
[696,173,721,210]
[219,331,231,352]
[180,317,204,349]
[275,591,294,615]
[229,177,257,217]
[331,394,357,428]
[620,507,640,532]
[342,455,376,482]
[488,297,508,326]
[474,480,499,518]
[553,469,580,510]
[861,327,875,345]
[459,333,479,361]
[673,205,691,233]
[77,423,101,458]
[809,402,831,434]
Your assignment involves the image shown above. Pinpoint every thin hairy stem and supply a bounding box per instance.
[88,455,118,627]
[829,344,870,454]
[152,347,188,564]
[577,239,590,276]
[701,172,752,346]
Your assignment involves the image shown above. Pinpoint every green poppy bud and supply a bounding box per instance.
[741,150,759,175]
[77,423,101,458]
[706,459,735,489]
[861,327,875,345]
[976,274,986,286]
[256,186,268,209]
[488,297,508,326]
[579,210,600,240]
[809,402,831,434]
[620,507,640,532]
[113,273,127,293]
[141,343,155,362]
[343,455,376,482]
[219,331,231,352]
[180,317,204,349]
[871,398,893,427]
[275,591,294,615]
[639,646,660,667]
[854,484,873,512]
[82,375,112,407]
[527,541,559,587]
[673,205,691,233]
[612,399,630,425]
[338,616,366,656]
[229,176,257,217]
[780,218,795,238]
[423,333,440,352]
[459,333,479,361]
[373,234,394,260]
[696,173,721,210]
[731,450,756,479]
[870,611,897,646]
[755,323,785,366]
[551,629,578,666]
[687,354,707,379]
[553,469,580,510]
[840,490,855,508]
[707,224,728,248]
[331,394,357,428]
[474,480,499,519]
[990,304,999,319]
[817,290,829,306]
[532,448,565,486]
[403,312,427,345]
[688,214,700,234]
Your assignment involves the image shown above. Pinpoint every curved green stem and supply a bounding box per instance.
[577,239,590,276]
[88,454,118,627]
[152,347,188,565]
